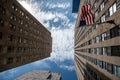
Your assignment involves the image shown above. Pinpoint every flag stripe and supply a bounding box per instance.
[80,3,94,27]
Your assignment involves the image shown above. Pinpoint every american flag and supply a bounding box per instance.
[79,4,94,26]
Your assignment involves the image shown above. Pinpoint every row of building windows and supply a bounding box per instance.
[6,55,40,64]
[81,25,120,46]
[0,20,49,40]
[7,35,50,46]
[92,0,108,10]
[76,56,104,80]
[78,53,120,77]
[11,3,51,37]
[77,0,118,43]
[79,46,120,56]
[11,3,41,28]
[0,5,51,38]
[86,66,103,80]
[78,26,120,48]
[9,15,49,38]
[94,1,116,18]
[0,44,49,53]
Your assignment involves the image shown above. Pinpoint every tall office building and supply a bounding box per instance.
[0,0,52,72]
[74,0,120,80]
[16,70,62,80]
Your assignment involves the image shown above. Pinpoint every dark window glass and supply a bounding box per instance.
[0,45,2,52]
[117,0,120,10]
[12,3,18,11]
[16,56,21,62]
[8,35,14,41]
[103,62,108,69]
[7,57,13,64]
[111,46,120,56]
[7,46,14,53]
[93,72,97,80]
[0,5,5,14]
[107,63,112,73]
[0,32,2,39]
[110,26,120,38]
[112,65,120,77]
[0,19,4,27]
[9,23,16,30]
[10,14,16,20]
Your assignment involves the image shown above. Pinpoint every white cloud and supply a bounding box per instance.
[49,27,74,63]
[18,0,70,28]
[60,65,74,71]
[31,59,50,69]
[53,18,59,22]
[17,0,75,71]
[47,2,70,9]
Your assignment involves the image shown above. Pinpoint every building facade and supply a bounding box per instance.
[0,0,52,72]
[74,0,120,80]
[16,70,62,80]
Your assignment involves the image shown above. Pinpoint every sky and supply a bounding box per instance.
[0,0,78,80]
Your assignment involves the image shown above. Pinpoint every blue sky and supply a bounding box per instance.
[0,0,78,80]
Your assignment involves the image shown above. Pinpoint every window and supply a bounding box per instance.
[97,59,99,66]
[104,0,109,4]
[0,32,2,39]
[99,60,103,68]
[93,0,98,10]
[26,15,29,20]
[0,19,4,27]
[96,36,99,43]
[113,3,117,13]
[102,32,107,41]
[17,37,22,43]
[107,63,112,73]
[95,11,98,18]
[6,57,13,64]
[8,35,14,41]
[110,26,120,38]
[100,2,104,11]
[103,62,108,70]
[109,3,117,16]
[0,5,5,14]
[25,24,28,28]
[99,48,102,55]
[111,46,120,56]
[16,56,21,62]
[12,3,18,11]
[21,12,24,16]
[117,0,120,9]
[0,45,2,52]
[25,31,28,35]
[23,39,27,43]
[10,14,16,20]
[95,24,98,28]
[19,19,23,24]
[7,46,14,53]
[20,10,24,16]
[112,65,120,77]
[101,15,105,22]
[96,48,99,55]
[103,47,107,55]
[18,28,23,33]
[9,23,16,30]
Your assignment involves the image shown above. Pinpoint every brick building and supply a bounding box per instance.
[0,0,52,72]
[74,0,120,80]
[16,70,62,80]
